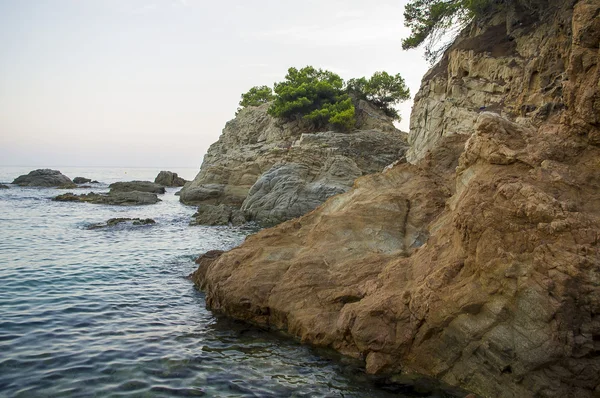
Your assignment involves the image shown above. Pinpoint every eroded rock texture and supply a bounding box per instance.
[192,1,600,397]
[407,0,599,163]
[179,101,408,225]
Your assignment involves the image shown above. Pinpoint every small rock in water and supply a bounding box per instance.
[53,191,161,206]
[0,183,9,189]
[12,169,73,187]
[73,177,92,184]
[87,217,156,229]
[154,171,187,187]
[109,181,166,194]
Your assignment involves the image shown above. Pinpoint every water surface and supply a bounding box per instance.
[0,167,461,397]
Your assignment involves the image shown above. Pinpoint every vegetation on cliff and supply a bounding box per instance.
[236,85,275,114]
[402,0,544,61]
[238,66,410,131]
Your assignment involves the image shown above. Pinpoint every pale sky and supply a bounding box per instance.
[0,0,429,168]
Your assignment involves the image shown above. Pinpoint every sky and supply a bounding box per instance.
[0,0,430,168]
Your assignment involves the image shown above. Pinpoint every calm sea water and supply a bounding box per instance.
[0,166,461,398]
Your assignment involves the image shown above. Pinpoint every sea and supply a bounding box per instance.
[0,166,461,398]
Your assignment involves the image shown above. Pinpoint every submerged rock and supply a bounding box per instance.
[154,171,187,187]
[73,177,92,184]
[56,183,78,189]
[12,169,73,187]
[109,181,166,194]
[87,217,156,229]
[190,204,246,226]
[0,184,9,189]
[53,191,161,206]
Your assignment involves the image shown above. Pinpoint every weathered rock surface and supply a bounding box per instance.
[73,177,92,184]
[189,204,246,226]
[241,158,361,226]
[192,2,600,397]
[407,0,599,163]
[180,100,408,225]
[154,171,187,187]
[53,191,161,206]
[109,181,166,194]
[87,217,156,229]
[12,169,73,187]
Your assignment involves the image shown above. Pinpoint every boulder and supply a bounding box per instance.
[241,158,360,226]
[53,191,161,206]
[108,181,166,194]
[73,177,92,184]
[154,171,187,187]
[189,204,246,226]
[12,169,73,187]
[87,217,156,229]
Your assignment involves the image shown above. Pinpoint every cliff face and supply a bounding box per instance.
[180,100,407,225]
[407,0,599,162]
[191,1,600,397]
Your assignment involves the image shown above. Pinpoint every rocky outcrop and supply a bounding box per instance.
[87,217,156,229]
[12,169,73,187]
[407,0,599,163]
[192,2,600,397]
[154,171,187,187]
[73,177,92,184]
[180,100,408,225]
[53,191,161,206]
[109,181,166,194]
[189,204,246,226]
[0,184,9,189]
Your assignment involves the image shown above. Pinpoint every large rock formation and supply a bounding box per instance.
[407,0,599,163]
[191,1,600,397]
[12,169,73,187]
[180,100,408,225]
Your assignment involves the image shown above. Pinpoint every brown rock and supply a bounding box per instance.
[191,2,600,397]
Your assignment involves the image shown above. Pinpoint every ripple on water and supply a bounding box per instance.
[0,171,466,398]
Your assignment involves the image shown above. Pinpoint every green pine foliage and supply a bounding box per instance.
[347,72,410,121]
[402,0,505,62]
[238,66,410,131]
[237,85,275,114]
[268,66,356,130]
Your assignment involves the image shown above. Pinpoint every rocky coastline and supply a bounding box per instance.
[189,1,600,397]
[180,100,408,226]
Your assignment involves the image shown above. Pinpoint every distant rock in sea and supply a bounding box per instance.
[53,191,160,206]
[73,177,92,184]
[154,171,187,187]
[12,169,73,187]
[109,181,166,194]
[87,217,156,229]
[0,183,9,189]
